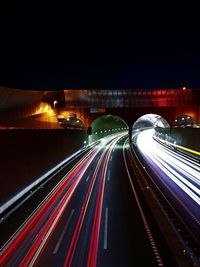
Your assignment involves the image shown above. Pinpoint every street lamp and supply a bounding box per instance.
[53,100,57,109]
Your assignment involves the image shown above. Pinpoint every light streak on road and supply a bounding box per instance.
[0,132,127,267]
[53,209,75,254]
[87,137,120,267]
[136,129,200,207]
[123,140,164,267]
[0,148,84,215]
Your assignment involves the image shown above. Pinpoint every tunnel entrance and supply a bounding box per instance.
[132,114,170,143]
[132,114,170,130]
[89,114,128,143]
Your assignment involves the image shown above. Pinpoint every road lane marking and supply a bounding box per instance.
[63,140,117,267]
[107,170,111,182]
[103,208,108,250]
[1,140,114,266]
[53,209,75,254]
[18,147,103,267]
[96,156,100,162]
[86,171,93,182]
[87,135,126,267]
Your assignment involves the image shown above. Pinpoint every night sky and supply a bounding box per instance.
[0,2,199,89]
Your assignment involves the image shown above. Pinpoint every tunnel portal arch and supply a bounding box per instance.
[89,114,129,143]
[132,114,170,130]
[131,113,170,144]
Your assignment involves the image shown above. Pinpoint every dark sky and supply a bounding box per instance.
[0,2,200,89]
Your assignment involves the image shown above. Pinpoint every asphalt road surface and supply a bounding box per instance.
[1,132,170,266]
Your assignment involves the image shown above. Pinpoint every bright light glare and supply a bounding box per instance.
[136,129,200,206]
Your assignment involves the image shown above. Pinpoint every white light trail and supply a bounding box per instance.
[136,129,200,206]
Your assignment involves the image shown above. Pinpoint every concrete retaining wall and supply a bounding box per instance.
[0,129,87,204]
[154,127,200,152]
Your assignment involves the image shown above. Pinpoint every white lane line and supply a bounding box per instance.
[86,171,93,182]
[103,208,109,250]
[107,169,111,182]
[53,209,75,254]
[86,175,90,182]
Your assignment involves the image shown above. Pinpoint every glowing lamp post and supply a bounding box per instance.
[53,100,57,109]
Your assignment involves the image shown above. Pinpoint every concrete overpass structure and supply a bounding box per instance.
[0,87,199,130]
[63,88,200,128]
[1,87,200,207]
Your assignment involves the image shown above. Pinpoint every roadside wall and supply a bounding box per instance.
[154,127,200,152]
[0,129,87,204]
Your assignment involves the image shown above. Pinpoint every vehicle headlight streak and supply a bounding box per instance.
[0,142,103,266]
[0,132,127,266]
[156,150,200,187]
[136,130,200,206]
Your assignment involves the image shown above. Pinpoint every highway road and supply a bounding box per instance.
[0,132,167,267]
[135,129,200,257]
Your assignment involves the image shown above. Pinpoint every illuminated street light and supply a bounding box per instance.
[182,86,186,90]
[53,100,57,109]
